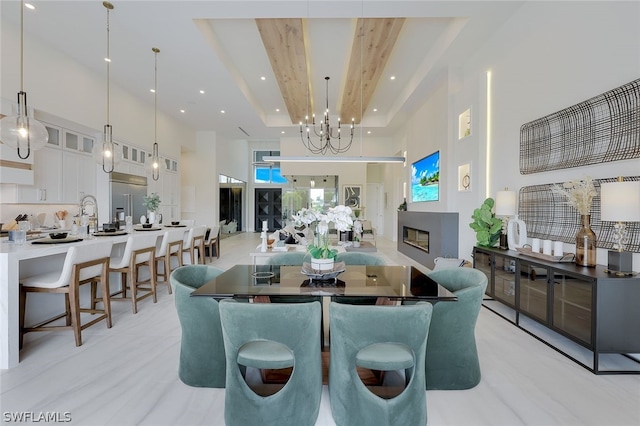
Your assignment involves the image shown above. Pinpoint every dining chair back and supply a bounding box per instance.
[170,265,227,388]
[424,267,488,389]
[328,302,433,426]
[219,300,322,426]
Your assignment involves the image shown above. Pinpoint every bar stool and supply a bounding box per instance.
[155,228,185,294]
[182,225,207,265]
[204,224,220,262]
[19,240,114,348]
[106,233,158,314]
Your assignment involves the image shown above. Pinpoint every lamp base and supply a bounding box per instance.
[499,233,508,250]
[605,250,635,275]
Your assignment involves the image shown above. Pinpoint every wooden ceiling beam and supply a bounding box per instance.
[341,18,405,124]
[256,18,312,125]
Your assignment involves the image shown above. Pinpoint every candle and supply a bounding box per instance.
[553,241,563,257]
[543,239,553,256]
[262,220,268,230]
[531,238,540,253]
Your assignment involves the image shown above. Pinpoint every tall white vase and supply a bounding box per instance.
[148,212,156,225]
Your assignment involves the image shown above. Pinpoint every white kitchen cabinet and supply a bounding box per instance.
[62,151,96,203]
[17,146,63,203]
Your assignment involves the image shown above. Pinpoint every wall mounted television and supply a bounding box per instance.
[411,150,440,202]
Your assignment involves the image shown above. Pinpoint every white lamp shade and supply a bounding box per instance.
[600,181,640,222]
[495,190,517,216]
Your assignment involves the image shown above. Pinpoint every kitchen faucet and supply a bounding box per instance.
[79,194,99,224]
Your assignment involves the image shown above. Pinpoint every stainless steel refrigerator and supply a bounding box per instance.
[110,172,148,225]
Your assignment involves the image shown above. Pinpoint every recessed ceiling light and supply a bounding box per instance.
[367,131,372,134]
[104,57,111,62]
[276,108,280,112]
[199,90,205,94]
[150,89,155,93]
[261,76,266,81]
[281,131,285,134]
[180,109,185,113]
[221,110,225,114]
[390,76,396,80]
[25,3,35,10]
[373,108,378,112]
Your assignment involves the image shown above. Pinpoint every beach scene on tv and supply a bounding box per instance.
[411,151,440,202]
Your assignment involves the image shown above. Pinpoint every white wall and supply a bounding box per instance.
[181,131,218,226]
[392,1,640,266]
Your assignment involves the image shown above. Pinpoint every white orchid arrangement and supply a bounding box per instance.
[293,205,354,259]
[551,176,597,215]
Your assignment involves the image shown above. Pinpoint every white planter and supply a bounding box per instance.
[148,212,156,224]
[311,257,335,271]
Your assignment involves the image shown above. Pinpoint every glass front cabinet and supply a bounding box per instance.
[473,246,640,374]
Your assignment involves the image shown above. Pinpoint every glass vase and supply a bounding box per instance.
[575,214,596,267]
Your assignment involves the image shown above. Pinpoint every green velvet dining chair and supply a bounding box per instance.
[219,300,322,426]
[424,267,488,390]
[332,252,385,305]
[328,302,433,426]
[170,264,227,388]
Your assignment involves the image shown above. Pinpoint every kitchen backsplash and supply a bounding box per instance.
[1,204,80,229]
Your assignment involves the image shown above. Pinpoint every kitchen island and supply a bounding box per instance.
[0,227,178,369]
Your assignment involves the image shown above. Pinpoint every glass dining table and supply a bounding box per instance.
[191,264,457,302]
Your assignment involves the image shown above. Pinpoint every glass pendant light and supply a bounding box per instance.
[0,0,49,159]
[92,1,122,173]
[149,47,161,181]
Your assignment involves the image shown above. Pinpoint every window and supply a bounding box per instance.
[253,150,287,184]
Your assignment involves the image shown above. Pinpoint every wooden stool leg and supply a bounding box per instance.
[68,278,82,347]
[150,257,157,303]
[91,280,98,310]
[64,293,72,326]
[121,272,128,298]
[100,268,112,328]
[129,266,138,315]
[19,285,26,350]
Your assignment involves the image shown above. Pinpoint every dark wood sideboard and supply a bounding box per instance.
[473,246,640,374]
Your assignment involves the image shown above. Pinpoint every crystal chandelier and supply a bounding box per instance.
[299,77,355,155]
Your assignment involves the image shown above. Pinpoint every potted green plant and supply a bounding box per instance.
[469,197,502,247]
[143,193,161,224]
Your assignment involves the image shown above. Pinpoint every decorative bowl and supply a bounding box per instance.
[142,223,153,229]
[49,232,68,239]
[171,221,180,226]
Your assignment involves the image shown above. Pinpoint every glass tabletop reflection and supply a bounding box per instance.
[190,264,457,301]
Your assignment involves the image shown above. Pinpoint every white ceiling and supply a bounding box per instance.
[1,1,525,142]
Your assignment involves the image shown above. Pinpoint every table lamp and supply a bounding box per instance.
[600,178,640,275]
[495,188,527,250]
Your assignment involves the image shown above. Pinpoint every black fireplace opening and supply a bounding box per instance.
[403,226,429,253]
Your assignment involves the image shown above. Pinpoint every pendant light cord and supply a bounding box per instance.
[106,4,110,125]
[19,0,24,92]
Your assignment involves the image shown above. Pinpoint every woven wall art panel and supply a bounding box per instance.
[519,79,640,174]
[518,176,640,253]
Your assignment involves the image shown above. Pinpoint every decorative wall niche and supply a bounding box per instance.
[458,108,471,139]
[458,163,471,192]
